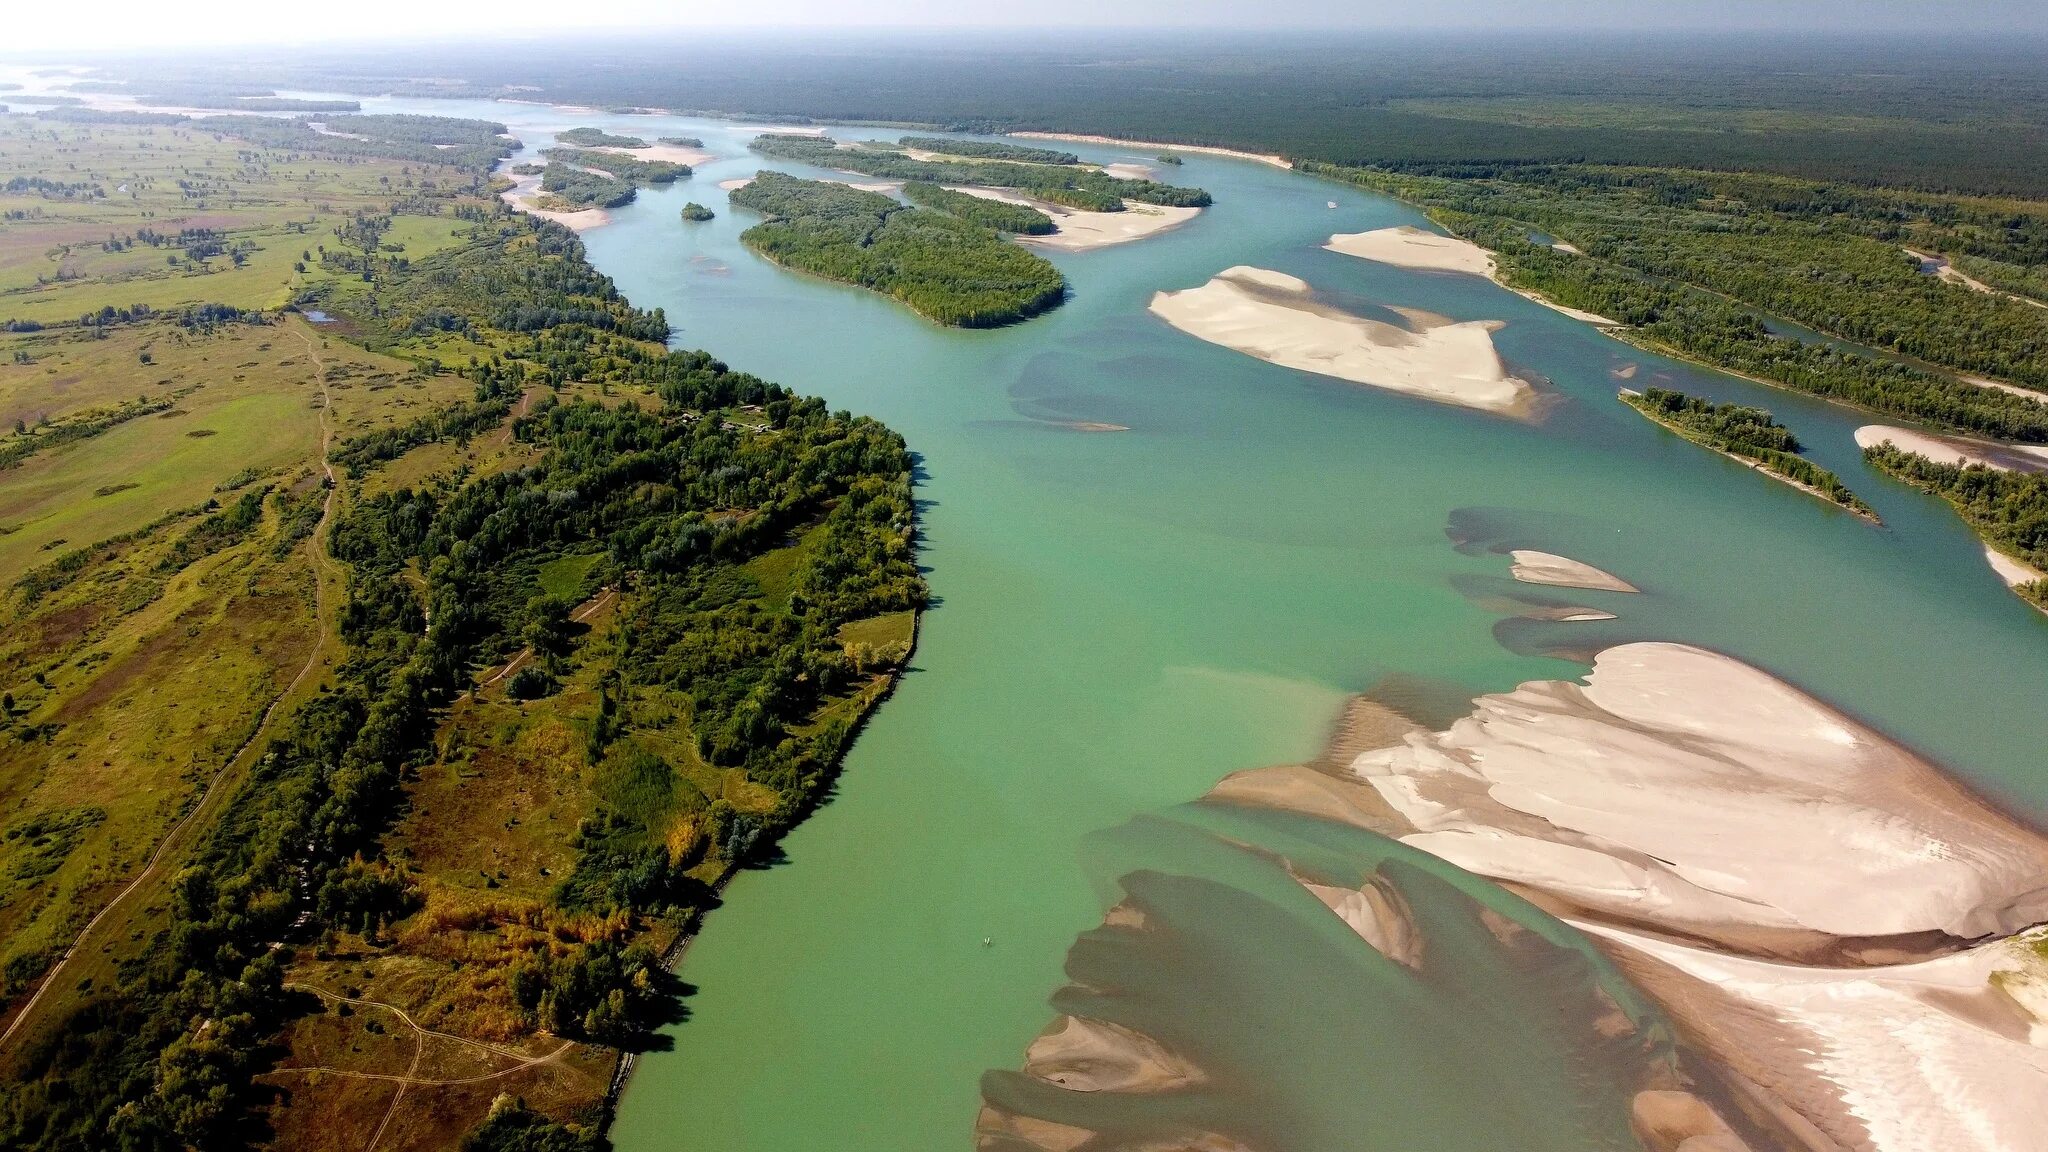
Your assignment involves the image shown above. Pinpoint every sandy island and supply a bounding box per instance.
[1328,226,1623,327]
[1854,424,2048,474]
[1196,642,2048,1152]
[1507,549,1639,592]
[1009,131,1291,170]
[1149,267,1538,417]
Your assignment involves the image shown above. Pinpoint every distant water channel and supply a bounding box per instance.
[351,97,2048,1150]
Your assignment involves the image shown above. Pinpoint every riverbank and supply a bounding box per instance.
[1009,130,1292,170]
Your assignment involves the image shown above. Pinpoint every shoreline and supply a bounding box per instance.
[1008,130,1292,170]
[1624,393,1881,522]
[1323,225,1623,327]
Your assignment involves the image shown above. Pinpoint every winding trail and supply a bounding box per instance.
[0,319,343,1053]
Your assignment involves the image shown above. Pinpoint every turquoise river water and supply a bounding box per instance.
[358,99,2047,1150]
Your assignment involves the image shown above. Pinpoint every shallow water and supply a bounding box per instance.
[357,98,2048,1150]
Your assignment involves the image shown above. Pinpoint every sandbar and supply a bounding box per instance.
[1507,549,1638,592]
[1328,226,1622,326]
[1854,424,2048,473]
[1009,131,1292,170]
[1148,266,1537,417]
[947,186,1199,250]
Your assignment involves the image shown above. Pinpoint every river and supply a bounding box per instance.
[352,98,2048,1150]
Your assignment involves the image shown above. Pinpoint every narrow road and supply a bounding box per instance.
[278,985,574,1093]
[0,319,343,1053]
[478,585,617,689]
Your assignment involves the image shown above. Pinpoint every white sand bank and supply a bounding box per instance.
[1009,131,1291,170]
[1349,643,2048,953]
[718,177,754,191]
[595,143,716,167]
[948,186,1199,250]
[1328,226,1622,326]
[1855,425,2048,474]
[1100,162,1156,180]
[1985,546,2046,589]
[1582,919,2048,1152]
[1507,550,1638,592]
[1327,225,1496,276]
[1963,374,2048,403]
[1148,267,1536,417]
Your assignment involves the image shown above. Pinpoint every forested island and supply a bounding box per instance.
[896,136,1079,164]
[556,126,648,148]
[681,201,715,221]
[1621,387,1874,518]
[729,172,1067,327]
[537,146,689,208]
[1863,443,2048,606]
[0,107,921,1152]
[749,134,1210,212]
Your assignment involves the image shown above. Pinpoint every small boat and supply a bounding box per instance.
[1327,201,1338,209]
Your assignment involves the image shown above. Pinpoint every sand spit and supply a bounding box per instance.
[1854,424,2048,474]
[1009,131,1291,170]
[1508,549,1639,592]
[1197,642,2048,1151]
[718,177,754,191]
[1328,226,1623,326]
[1149,267,1538,417]
[1963,374,2048,403]
[944,186,1199,250]
[1985,545,2047,589]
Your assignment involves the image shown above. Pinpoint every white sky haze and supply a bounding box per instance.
[8,0,2047,52]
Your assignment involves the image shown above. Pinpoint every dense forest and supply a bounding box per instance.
[1309,165,2048,444]
[1308,162,2048,390]
[1863,443,2048,607]
[109,35,2048,196]
[1620,387,1873,517]
[900,181,1055,235]
[730,172,1067,327]
[749,134,1211,211]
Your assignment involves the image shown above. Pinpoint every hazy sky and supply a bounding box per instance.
[10,0,2048,52]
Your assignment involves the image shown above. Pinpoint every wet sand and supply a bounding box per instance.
[1149,267,1537,417]
[1508,549,1638,592]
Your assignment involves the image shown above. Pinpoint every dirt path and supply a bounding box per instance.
[477,585,617,689]
[0,319,344,1053]
[279,984,573,1092]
